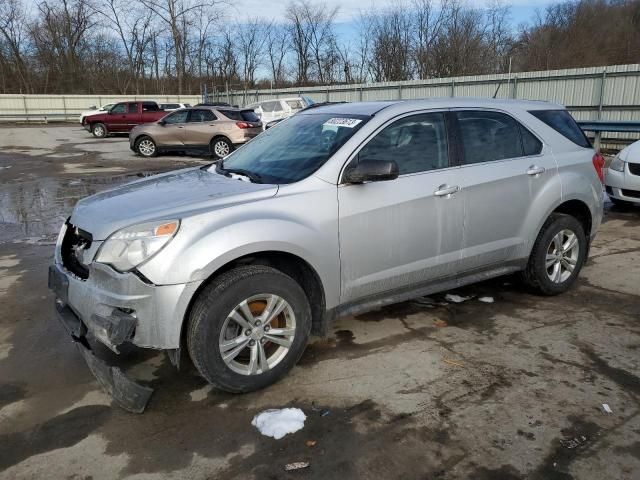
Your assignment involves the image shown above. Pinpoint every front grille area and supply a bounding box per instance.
[61,223,93,279]
[629,163,640,176]
[621,188,640,199]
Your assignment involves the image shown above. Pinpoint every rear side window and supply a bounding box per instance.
[529,110,590,148]
[520,125,543,156]
[456,111,523,164]
[128,103,138,113]
[220,110,260,122]
[286,100,304,110]
[188,109,216,122]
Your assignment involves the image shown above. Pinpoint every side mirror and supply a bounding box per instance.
[343,159,399,184]
[158,119,166,126]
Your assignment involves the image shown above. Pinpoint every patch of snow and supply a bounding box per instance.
[445,294,472,303]
[478,296,495,303]
[252,408,306,440]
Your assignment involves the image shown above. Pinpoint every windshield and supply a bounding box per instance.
[213,113,369,184]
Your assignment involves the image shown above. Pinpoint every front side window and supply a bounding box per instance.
[163,110,189,124]
[456,111,523,164]
[358,113,449,175]
[111,103,126,114]
[188,110,216,122]
[214,113,369,184]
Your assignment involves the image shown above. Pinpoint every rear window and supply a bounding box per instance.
[529,110,591,148]
[220,110,261,122]
[142,102,160,112]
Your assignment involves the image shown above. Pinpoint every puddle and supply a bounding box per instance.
[0,172,160,243]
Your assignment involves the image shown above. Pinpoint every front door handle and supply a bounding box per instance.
[527,165,546,176]
[434,185,460,197]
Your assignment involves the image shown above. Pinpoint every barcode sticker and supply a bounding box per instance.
[323,118,362,128]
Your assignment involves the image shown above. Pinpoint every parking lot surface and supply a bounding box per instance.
[0,125,639,479]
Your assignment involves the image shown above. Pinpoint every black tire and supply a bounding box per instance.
[210,137,233,159]
[135,136,158,158]
[610,197,634,209]
[91,122,107,138]
[187,265,311,393]
[520,213,587,295]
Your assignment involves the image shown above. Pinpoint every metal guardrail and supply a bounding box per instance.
[0,112,77,122]
[577,120,640,150]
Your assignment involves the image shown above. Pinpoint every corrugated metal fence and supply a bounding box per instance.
[1,64,639,144]
[0,94,201,121]
[219,63,640,143]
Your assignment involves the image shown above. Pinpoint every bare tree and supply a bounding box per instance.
[286,0,338,85]
[96,0,155,94]
[31,0,96,93]
[412,0,449,79]
[237,18,265,89]
[265,22,289,86]
[0,0,31,92]
[137,0,220,94]
[368,4,413,81]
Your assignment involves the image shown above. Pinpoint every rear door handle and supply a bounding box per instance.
[434,185,460,197]
[527,165,546,176]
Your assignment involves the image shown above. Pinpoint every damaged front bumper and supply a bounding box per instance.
[49,264,153,413]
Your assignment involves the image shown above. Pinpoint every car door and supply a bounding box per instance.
[183,109,217,148]
[452,109,557,271]
[338,111,465,304]
[155,109,189,147]
[106,103,129,131]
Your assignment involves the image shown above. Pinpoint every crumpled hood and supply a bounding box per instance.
[71,167,278,240]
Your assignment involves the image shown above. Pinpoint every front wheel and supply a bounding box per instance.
[521,213,587,295]
[91,123,107,138]
[210,137,233,159]
[187,265,311,393]
[135,136,157,157]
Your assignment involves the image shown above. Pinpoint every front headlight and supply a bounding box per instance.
[609,154,625,172]
[96,220,179,272]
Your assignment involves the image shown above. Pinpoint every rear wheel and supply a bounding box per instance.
[187,265,311,393]
[211,137,233,159]
[91,123,107,138]
[135,136,157,157]
[521,213,587,295]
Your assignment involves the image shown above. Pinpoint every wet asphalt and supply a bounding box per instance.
[0,125,639,479]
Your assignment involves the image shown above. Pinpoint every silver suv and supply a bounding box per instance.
[49,99,604,412]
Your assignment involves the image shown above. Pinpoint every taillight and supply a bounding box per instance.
[236,121,250,129]
[592,152,605,183]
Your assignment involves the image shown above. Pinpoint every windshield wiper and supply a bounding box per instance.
[216,163,263,184]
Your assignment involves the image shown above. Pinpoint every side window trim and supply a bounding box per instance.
[339,108,455,183]
[450,108,545,166]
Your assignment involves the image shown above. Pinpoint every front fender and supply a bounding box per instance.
[138,188,340,309]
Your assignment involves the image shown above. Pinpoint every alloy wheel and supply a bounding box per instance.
[138,139,155,156]
[214,140,230,157]
[218,294,296,375]
[545,229,579,283]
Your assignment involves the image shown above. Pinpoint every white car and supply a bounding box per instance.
[246,97,312,129]
[79,103,115,125]
[159,102,191,111]
[605,140,640,207]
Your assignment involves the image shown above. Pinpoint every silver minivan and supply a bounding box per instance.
[49,99,604,412]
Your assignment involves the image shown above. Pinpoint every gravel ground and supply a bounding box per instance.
[0,125,639,480]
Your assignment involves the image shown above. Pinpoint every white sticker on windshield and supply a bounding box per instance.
[323,118,362,128]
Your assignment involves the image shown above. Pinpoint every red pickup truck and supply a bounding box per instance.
[83,101,168,138]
